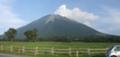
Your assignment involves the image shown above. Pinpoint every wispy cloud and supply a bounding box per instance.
[54,4,99,26]
[0,0,26,35]
[55,4,120,35]
[89,7,120,35]
[100,7,120,35]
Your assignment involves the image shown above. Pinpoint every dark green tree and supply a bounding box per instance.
[4,28,17,41]
[24,29,38,42]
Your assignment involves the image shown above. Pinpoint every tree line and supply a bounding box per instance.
[1,28,120,42]
[3,28,38,42]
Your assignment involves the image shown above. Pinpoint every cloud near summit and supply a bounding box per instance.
[54,5,120,35]
[54,5,99,25]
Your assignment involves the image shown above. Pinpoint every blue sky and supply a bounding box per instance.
[0,0,120,35]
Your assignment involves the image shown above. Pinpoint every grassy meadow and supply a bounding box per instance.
[0,41,118,48]
[0,41,120,57]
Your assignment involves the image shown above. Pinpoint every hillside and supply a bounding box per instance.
[15,14,109,41]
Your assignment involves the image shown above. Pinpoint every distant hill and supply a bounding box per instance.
[0,35,3,39]
[15,14,113,41]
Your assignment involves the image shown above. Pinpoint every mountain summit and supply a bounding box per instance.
[16,14,106,41]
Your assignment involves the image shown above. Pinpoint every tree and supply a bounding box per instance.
[4,28,17,41]
[24,29,38,42]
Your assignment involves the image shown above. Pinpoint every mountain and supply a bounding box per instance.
[16,14,107,41]
[0,35,3,39]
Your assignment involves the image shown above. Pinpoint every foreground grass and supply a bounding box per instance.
[0,41,119,48]
[0,41,120,57]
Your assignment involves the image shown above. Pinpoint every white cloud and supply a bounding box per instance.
[104,8,120,34]
[54,5,120,35]
[54,5,99,26]
[93,7,120,35]
[0,0,26,35]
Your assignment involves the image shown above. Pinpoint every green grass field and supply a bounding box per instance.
[0,41,120,57]
[0,41,119,48]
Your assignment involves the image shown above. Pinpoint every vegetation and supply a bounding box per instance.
[4,28,17,41]
[0,41,119,57]
[0,27,120,42]
[0,41,116,48]
[24,29,38,42]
